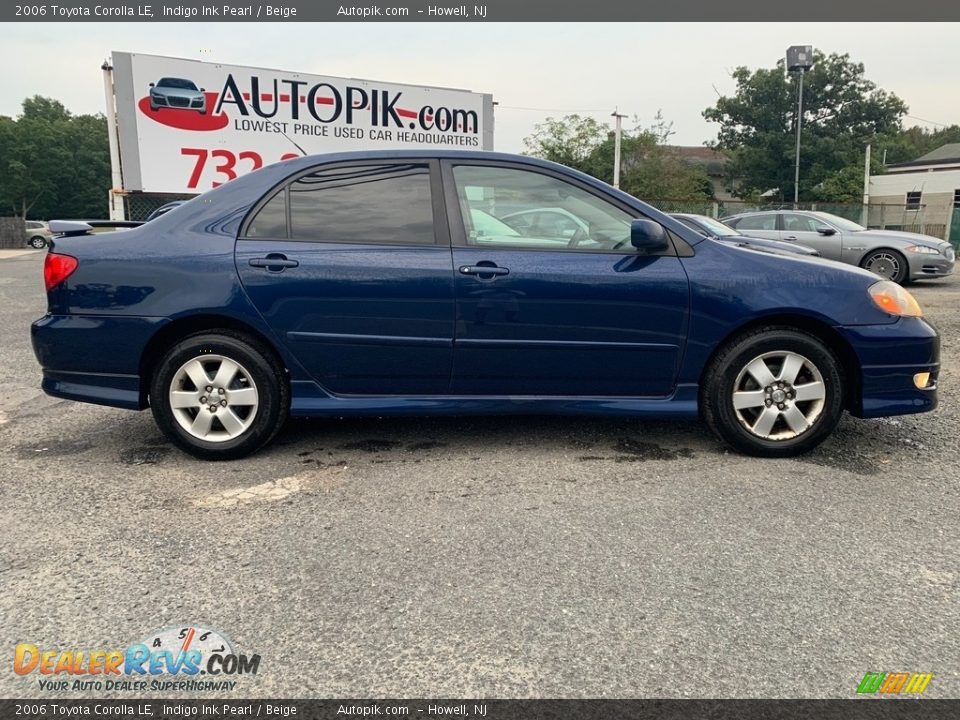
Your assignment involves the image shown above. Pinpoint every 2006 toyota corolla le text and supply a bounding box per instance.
[31,151,940,460]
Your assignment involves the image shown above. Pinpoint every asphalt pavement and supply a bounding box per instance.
[1,249,958,698]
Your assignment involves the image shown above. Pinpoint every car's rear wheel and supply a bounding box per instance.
[150,331,288,460]
[861,249,908,284]
[701,327,844,457]
[29,236,47,249]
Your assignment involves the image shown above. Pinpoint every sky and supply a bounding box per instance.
[2,22,958,153]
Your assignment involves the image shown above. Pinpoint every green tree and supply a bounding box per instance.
[522,114,611,175]
[704,51,907,202]
[0,95,110,220]
[523,112,713,202]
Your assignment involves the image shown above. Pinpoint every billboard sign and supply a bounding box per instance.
[110,52,494,194]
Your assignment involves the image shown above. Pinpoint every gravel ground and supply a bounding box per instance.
[0,250,957,699]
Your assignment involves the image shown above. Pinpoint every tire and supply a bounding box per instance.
[28,236,47,249]
[861,248,908,285]
[150,331,288,460]
[701,327,845,457]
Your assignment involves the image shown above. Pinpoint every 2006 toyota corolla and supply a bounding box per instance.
[32,151,940,460]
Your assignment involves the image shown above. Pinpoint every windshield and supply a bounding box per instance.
[809,212,865,232]
[158,78,199,91]
[692,215,741,237]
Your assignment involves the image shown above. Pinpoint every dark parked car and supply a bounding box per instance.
[670,213,820,257]
[145,200,187,222]
[722,210,955,284]
[32,151,939,460]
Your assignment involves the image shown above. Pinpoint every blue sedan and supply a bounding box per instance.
[32,151,940,460]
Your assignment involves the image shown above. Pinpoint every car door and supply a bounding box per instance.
[236,161,455,395]
[780,213,843,259]
[442,161,690,397]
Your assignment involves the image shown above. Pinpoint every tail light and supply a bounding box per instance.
[44,252,78,291]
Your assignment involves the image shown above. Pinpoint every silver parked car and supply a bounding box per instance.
[24,220,52,249]
[149,77,207,114]
[722,210,955,284]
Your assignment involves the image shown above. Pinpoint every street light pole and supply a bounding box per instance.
[793,68,805,208]
[786,45,814,209]
[611,109,626,189]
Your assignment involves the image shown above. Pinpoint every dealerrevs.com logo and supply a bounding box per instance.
[14,625,260,692]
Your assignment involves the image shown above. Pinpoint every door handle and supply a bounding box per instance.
[460,265,509,277]
[783,236,798,241]
[249,254,299,271]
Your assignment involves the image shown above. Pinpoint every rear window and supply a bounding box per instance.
[288,164,435,245]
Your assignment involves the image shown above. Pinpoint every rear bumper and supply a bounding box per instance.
[31,313,166,410]
[839,318,940,418]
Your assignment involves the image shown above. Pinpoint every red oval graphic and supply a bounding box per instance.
[138,92,228,131]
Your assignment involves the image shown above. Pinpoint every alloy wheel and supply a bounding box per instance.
[168,354,260,442]
[732,351,827,441]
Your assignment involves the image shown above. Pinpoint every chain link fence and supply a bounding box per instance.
[120,192,958,246]
[122,192,198,221]
[646,199,950,240]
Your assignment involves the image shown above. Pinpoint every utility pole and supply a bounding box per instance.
[793,68,805,208]
[786,45,814,209]
[611,109,626,189]
[862,143,871,226]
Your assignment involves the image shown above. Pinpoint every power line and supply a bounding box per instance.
[905,114,954,128]
[496,105,613,114]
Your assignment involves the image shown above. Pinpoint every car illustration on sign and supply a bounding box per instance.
[32,151,940,461]
[148,77,207,114]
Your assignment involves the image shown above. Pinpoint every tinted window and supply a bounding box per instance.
[247,189,288,238]
[782,214,821,232]
[735,214,777,231]
[289,164,434,245]
[452,165,634,252]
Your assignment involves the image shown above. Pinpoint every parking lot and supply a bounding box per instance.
[1,248,958,698]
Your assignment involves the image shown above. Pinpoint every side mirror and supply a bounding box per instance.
[816,226,836,236]
[200,87,206,92]
[149,82,155,88]
[630,219,669,252]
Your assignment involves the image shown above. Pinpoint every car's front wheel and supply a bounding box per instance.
[861,248,908,284]
[29,236,47,249]
[701,327,845,457]
[150,331,289,460]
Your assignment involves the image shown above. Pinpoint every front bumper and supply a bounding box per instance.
[907,251,955,280]
[839,317,940,418]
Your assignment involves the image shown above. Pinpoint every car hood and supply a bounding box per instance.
[716,234,820,256]
[854,229,949,250]
[710,238,877,280]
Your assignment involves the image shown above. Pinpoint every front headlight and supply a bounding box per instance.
[905,245,940,255]
[868,280,923,317]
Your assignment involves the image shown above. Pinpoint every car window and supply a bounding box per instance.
[287,164,435,245]
[452,165,633,251]
[734,214,777,231]
[782,214,821,233]
[246,189,288,238]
